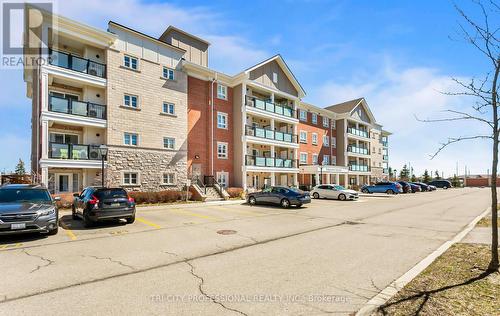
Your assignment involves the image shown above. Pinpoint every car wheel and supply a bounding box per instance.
[338,194,346,201]
[126,216,135,224]
[313,192,320,199]
[280,198,290,208]
[72,206,78,220]
[248,196,257,205]
[47,226,58,235]
[386,189,395,195]
[83,211,94,228]
[361,188,369,194]
[443,186,448,189]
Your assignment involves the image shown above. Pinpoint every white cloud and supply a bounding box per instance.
[310,63,492,177]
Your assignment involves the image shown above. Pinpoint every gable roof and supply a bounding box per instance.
[242,54,306,98]
[159,25,210,46]
[325,98,364,114]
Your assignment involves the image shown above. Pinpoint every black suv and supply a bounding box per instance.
[72,187,136,227]
[0,184,59,235]
[428,180,452,189]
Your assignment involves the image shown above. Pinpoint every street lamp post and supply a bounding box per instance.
[98,145,108,188]
[319,161,324,185]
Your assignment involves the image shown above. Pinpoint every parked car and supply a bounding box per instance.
[311,184,359,201]
[0,184,59,236]
[428,180,452,189]
[428,185,437,191]
[409,183,422,193]
[397,181,412,193]
[361,182,403,194]
[411,182,430,192]
[72,187,136,227]
[247,186,311,208]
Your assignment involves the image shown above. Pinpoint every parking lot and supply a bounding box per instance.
[0,187,491,315]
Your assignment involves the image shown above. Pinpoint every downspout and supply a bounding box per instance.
[210,73,218,176]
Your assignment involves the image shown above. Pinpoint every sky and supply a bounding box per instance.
[0,0,495,177]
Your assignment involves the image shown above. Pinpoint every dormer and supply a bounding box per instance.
[159,26,210,67]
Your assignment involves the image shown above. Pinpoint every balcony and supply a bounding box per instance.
[246,96,295,118]
[382,141,388,147]
[245,125,297,143]
[49,143,105,160]
[49,95,106,120]
[49,49,106,78]
[347,146,369,155]
[347,127,369,138]
[383,168,389,174]
[349,164,371,172]
[383,155,389,161]
[245,155,297,168]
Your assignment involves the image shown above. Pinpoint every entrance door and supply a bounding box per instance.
[216,171,228,188]
[192,164,202,180]
[58,174,70,193]
[280,174,288,186]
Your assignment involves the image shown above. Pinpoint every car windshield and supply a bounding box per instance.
[333,185,345,190]
[288,188,303,193]
[94,189,128,199]
[0,189,52,203]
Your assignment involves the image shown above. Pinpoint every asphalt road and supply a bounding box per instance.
[0,187,490,315]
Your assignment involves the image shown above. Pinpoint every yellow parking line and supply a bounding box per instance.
[0,243,24,251]
[60,221,77,241]
[171,209,220,221]
[136,217,161,229]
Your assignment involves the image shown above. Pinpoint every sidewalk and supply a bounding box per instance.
[136,199,246,211]
[462,211,498,245]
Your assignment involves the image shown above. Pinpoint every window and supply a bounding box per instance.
[217,142,228,159]
[162,102,175,115]
[299,131,307,143]
[332,156,337,165]
[124,55,138,70]
[332,120,336,129]
[163,137,175,150]
[323,135,329,147]
[300,152,308,164]
[124,133,138,146]
[123,172,138,185]
[217,112,228,129]
[272,72,278,83]
[312,133,318,145]
[217,84,227,100]
[312,154,318,165]
[323,155,330,165]
[162,173,175,185]
[379,148,382,154]
[331,137,336,148]
[312,113,318,124]
[163,67,175,80]
[299,110,307,121]
[49,132,78,144]
[323,116,329,127]
[124,94,138,108]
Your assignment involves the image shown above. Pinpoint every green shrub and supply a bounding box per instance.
[129,190,191,204]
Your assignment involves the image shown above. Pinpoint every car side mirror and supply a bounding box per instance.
[54,196,61,201]
[73,193,79,197]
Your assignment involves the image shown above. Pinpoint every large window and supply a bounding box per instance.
[299,131,307,143]
[124,55,138,70]
[312,154,318,165]
[217,142,228,159]
[217,84,227,100]
[217,171,229,188]
[124,94,138,108]
[124,133,138,146]
[162,102,175,115]
[312,113,318,124]
[163,67,175,80]
[312,133,318,145]
[217,112,228,129]
[49,132,78,144]
[163,137,175,150]
[331,137,336,148]
[299,110,307,121]
[322,155,330,165]
[300,152,308,164]
[323,116,329,127]
[123,172,138,185]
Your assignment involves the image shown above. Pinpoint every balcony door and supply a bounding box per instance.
[55,173,79,193]
[49,132,79,144]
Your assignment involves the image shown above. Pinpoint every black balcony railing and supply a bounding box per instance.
[245,125,297,143]
[49,95,106,120]
[49,49,106,78]
[245,155,297,168]
[245,96,295,118]
[49,142,104,160]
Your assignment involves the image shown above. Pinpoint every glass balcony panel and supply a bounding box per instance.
[255,157,266,167]
[265,129,274,139]
[71,100,88,116]
[255,127,265,138]
[71,56,88,73]
[255,99,266,110]
[50,97,69,114]
[265,157,274,167]
[283,133,292,142]
[49,143,69,159]
[265,101,274,112]
[71,145,89,160]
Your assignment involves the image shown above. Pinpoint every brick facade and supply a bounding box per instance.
[187,76,234,186]
[298,111,337,165]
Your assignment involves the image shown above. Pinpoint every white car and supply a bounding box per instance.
[310,184,359,201]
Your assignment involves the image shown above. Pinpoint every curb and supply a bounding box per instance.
[355,206,492,316]
[137,199,245,211]
[359,194,396,198]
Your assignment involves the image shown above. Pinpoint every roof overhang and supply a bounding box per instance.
[300,102,337,119]
[182,60,246,87]
[159,25,211,46]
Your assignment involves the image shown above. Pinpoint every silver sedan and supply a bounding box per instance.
[310,184,359,201]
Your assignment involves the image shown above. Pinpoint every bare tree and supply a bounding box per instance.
[418,0,499,272]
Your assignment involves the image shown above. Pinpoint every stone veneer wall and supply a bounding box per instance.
[107,147,187,192]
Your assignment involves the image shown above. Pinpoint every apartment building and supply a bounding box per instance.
[24,7,389,194]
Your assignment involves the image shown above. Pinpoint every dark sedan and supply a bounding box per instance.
[73,187,136,227]
[411,182,430,192]
[397,181,412,193]
[247,186,311,208]
[409,183,422,193]
[0,184,59,236]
